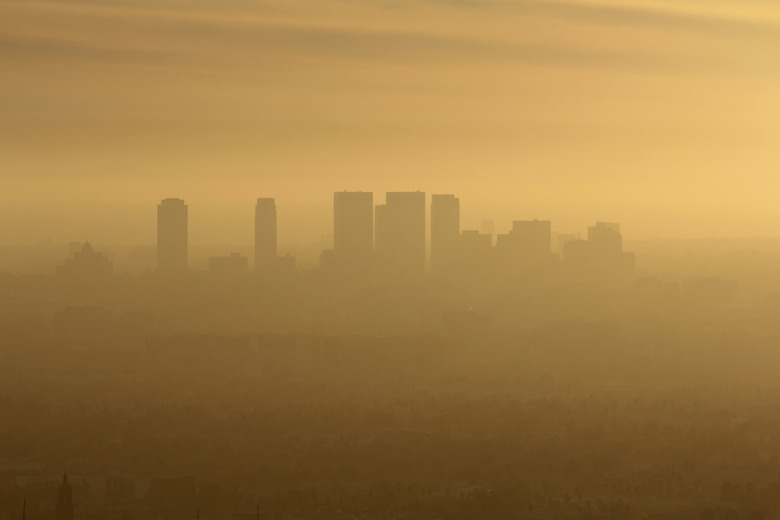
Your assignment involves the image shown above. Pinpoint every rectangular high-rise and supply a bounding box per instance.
[255,198,277,274]
[511,219,552,259]
[334,191,373,263]
[494,219,551,276]
[385,191,426,280]
[587,221,634,279]
[157,198,188,273]
[430,194,460,278]
[588,221,622,256]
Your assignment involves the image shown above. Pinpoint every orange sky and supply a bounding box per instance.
[2,0,780,245]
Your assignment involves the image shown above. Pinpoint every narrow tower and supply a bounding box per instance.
[431,194,460,279]
[333,191,373,277]
[157,198,188,273]
[384,191,426,281]
[255,198,277,275]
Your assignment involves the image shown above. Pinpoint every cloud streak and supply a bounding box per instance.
[2,0,772,77]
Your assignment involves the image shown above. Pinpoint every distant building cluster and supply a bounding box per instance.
[55,242,113,278]
[151,192,634,286]
[53,193,634,286]
[157,197,188,274]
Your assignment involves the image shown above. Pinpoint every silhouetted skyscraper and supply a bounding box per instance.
[255,198,277,274]
[588,221,622,256]
[495,219,551,277]
[564,222,634,283]
[157,198,188,273]
[510,220,551,259]
[431,194,459,278]
[333,191,373,274]
[385,192,425,280]
[587,221,634,280]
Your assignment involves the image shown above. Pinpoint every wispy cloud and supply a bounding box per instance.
[2,0,772,76]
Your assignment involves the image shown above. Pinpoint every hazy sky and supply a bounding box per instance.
[3,0,780,245]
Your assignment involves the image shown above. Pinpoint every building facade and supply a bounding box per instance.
[157,198,188,273]
[384,191,426,281]
[431,194,460,279]
[255,198,277,275]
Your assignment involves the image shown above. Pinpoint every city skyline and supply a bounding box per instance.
[169,192,635,270]
[4,3,780,520]
[27,192,637,277]
[0,190,650,250]
[143,192,636,284]
[4,1,780,245]
[3,184,780,247]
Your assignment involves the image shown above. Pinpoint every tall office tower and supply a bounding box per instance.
[510,219,552,259]
[588,221,622,256]
[374,204,388,253]
[587,221,634,279]
[333,191,373,274]
[255,198,277,274]
[385,191,426,280]
[495,219,551,277]
[157,198,188,273]
[431,194,460,278]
